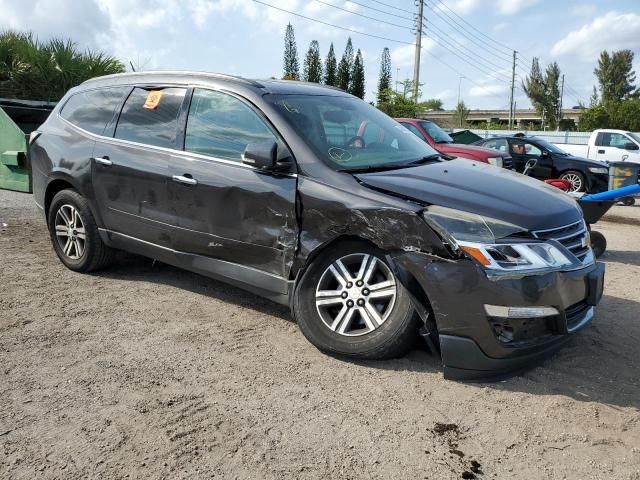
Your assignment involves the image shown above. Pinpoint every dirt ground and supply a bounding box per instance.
[1,189,639,480]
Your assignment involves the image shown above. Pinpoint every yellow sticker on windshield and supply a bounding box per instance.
[143,90,163,110]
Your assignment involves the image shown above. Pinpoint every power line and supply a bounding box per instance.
[343,0,415,21]
[423,19,512,76]
[311,0,412,30]
[364,0,415,15]
[250,0,415,45]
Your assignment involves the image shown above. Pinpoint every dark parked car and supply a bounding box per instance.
[475,135,610,193]
[396,118,513,169]
[30,72,604,379]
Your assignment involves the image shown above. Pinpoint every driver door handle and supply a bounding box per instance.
[172,174,198,186]
[597,149,605,154]
[92,156,112,166]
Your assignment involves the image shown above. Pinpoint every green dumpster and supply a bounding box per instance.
[0,106,31,193]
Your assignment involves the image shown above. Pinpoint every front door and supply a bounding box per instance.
[92,86,188,247]
[168,88,297,278]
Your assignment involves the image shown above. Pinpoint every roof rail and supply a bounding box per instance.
[82,71,264,88]
[263,78,345,93]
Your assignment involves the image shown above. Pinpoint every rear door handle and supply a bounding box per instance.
[172,174,198,186]
[92,156,112,166]
[597,149,605,154]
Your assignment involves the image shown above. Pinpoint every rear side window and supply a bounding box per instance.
[60,87,128,135]
[184,88,276,162]
[483,138,509,152]
[115,87,187,149]
[401,123,424,140]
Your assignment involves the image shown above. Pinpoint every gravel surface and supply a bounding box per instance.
[1,189,639,480]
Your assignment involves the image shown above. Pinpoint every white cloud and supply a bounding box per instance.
[551,11,640,62]
[390,39,436,69]
[469,83,509,98]
[435,0,481,16]
[495,0,540,16]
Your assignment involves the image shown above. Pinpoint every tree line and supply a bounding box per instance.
[282,23,365,99]
[0,30,125,102]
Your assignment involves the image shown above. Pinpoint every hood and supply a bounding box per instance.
[355,159,582,231]
[439,143,508,158]
[564,154,609,168]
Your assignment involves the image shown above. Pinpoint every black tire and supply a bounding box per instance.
[293,240,419,360]
[47,189,114,272]
[620,197,636,206]
[559,170,586,193]
[590,230,607,258]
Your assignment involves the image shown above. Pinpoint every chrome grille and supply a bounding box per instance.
[532,220,590,261]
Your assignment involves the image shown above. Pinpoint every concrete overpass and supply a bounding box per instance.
[417,108,584,128]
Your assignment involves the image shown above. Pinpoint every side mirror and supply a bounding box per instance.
[624,142,639,151]
[242,140,292,172]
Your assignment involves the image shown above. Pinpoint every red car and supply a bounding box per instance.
[396,118,513,169]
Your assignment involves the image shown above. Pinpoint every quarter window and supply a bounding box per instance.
[184,89,277,162]
[60,87,128,135]
[114,87,187,149]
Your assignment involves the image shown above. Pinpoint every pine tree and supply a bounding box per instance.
[350,49,365,99]
[324,43,337,86]
[589,85,599,107]
[595,49,637,104]
[377,47,391,104]
[303,40,322,83]
[282,23,299,80]
[336,37,353,91]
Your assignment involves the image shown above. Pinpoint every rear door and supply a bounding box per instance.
[167,87,297,278]
[92,86,187,247]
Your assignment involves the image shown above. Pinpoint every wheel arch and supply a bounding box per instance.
[44,175,103,226]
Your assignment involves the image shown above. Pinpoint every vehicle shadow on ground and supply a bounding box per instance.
[600,250,640,268]
[94,252,292,321]
[96,255,639,409]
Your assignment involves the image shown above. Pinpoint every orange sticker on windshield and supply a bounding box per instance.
[143,90,163,110]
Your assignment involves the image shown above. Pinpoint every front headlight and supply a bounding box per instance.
[422,206,574,273]
[588,167,609,174]
[487,157,503,168]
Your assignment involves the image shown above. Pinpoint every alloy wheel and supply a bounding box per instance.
[560,172,583,192]
[54,204,86,260]
[315,253,397,336]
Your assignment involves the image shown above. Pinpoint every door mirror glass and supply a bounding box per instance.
[243,141,291,171]
[624,142,639,151]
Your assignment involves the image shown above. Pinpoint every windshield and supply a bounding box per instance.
[266,94,440,171]
[628,132,640,144]
[532,137,569,154]
[419,121,454,144]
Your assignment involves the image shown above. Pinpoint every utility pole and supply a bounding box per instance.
[508,50,517,129]
[395,67,400,94]
[412,0,424,104]
[457,76,465,128]
[557,74,565,131]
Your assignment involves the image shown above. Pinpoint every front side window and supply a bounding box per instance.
[418,121,454,144]
[114,87,187,149]
[266,94,439,171]
[482,138,509,152]
[60,87,128,135]
[401,123,425,140]
[184,89,277,162]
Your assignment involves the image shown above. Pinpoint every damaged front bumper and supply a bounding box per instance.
[391,251,605,381]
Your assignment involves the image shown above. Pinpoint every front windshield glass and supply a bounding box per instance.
[266,94,440,171]
[628,132,640,144]
[533,137,569,154]
[419,121,454,144]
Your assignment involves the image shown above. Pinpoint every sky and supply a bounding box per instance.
[1,0,639,110]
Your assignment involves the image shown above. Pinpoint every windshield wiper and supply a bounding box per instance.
[405,154,444,165]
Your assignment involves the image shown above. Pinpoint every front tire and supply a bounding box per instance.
[559,170,586,193]
[48,189,113,272]
[293,240,419,360]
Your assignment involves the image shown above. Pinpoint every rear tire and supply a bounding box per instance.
[621,196,636,206]
[48,189,114,272]
[293,240,419,360]
[559,170,586,193]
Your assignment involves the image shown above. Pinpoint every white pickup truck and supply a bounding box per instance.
[553,129,640,163]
